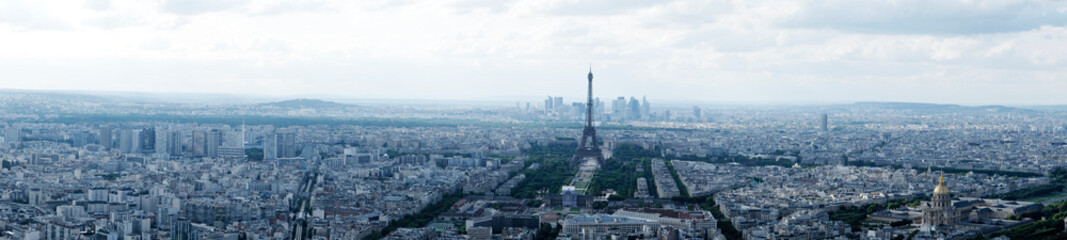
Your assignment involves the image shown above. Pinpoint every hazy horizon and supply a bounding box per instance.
[7,87,1067,109]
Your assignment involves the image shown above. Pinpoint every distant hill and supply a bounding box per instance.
[852,102,1038,113]
[260,99,353,108]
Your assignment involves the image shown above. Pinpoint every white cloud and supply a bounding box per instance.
[0,0,74,31]
[84,0,111,11]
[778,0,1067,35]
[159,0,248,15]
[0,0,1066,105]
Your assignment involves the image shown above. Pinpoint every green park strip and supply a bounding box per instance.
[586,144,659,199]
[510,143,579,199]
[672,153,801,168]
[826,198,926,232]
[984,199,1067,240]
[1024,191,1067,203]
[664,159,691,198]
[980,168,1067,240]
[848,160,1043,178]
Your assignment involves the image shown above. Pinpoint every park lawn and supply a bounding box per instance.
[574,180,591,189]
[1024,191,1067,203]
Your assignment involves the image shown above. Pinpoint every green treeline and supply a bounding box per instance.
[848,160,1042,178]
[664,159,690,198]
[673,154,799,168]
[984,168,1067,240]
[987,184,1063,201]
[587,144,658,199]
[510,143,579,199]
[989,199,1067,240]
[362,191,466,240]
[987,168,1067,200]
[245,148,263,161]
[674,195,743,240]
[828,198,926,232]
[643,159,658,198]
[534,223,562,240]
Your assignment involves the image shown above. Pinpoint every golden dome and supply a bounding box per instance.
[933,174,949,195]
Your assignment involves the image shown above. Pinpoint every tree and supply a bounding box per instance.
[510,143,578,199]
[535,223,562,240]
[245,148,264,161]
[890,219,912,227]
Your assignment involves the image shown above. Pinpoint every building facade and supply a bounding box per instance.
[922,175,964,226]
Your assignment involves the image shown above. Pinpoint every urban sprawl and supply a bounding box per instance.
[1,87,1067,240]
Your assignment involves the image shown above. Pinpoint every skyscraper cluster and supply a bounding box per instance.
[611,96,651,121]
[264,132,296,160]
[534,95,655,122]
[544,96,564,112]
[64,126,156,153]
[65,126,251,159]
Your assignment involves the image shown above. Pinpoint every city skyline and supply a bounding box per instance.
[6,1,1067,240]
[2,0,1067,105]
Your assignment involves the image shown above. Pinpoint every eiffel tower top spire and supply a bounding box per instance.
[586,66,594,128]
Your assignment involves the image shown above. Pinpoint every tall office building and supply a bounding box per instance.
[544,96,564,111]
[165,131,182,157]
[140,127,155,152]
[693,106,702,119]
[118,128,131,152]
[264,133,277,160]
[191,130,206,157]
[629,97,641,120]
[264,132,297,160]
[171,217,192,240]
[573,102,586,117]
[118,128,141,153]
[820,113,829,132]
[612,97,627,118]
[641,96,650,120]
[205,129,221,158]
[98,126,112,149]
[278,132,296,158]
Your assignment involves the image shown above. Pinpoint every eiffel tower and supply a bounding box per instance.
[573,67,605,166]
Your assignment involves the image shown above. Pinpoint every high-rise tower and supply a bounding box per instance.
[574,67,605,166]
[820,113,829,132]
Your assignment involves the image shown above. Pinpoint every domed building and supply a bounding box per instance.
[910,174,1044,237]
[921,174,965,226]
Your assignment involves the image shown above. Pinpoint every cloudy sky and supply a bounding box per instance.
[2,0,1067,105]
